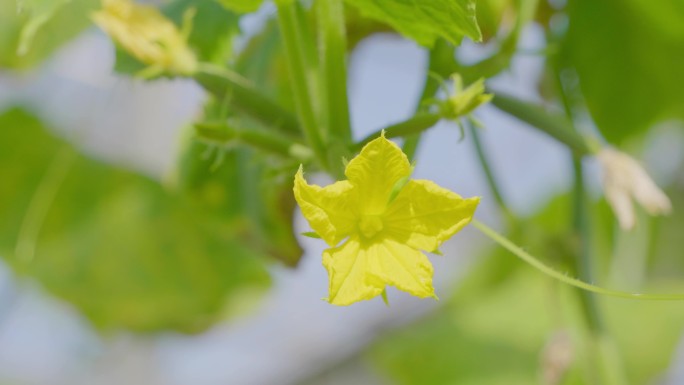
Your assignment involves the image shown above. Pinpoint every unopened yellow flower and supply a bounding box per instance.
[443,75,493,119]
[92,0,197,75]
[294,134,480,305]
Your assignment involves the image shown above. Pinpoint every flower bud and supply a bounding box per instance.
[442,75,493,120]
[93,0,198,76]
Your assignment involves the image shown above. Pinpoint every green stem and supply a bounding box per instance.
[552,62,604,331]
[356,113,441,150]
[317,0,351,178]
[194,122,313,161]
[472,219,684,301]
[555,64,626,383]
[571,158,627,384]
[490,93,594,157]
[195,63,301,136]
[276,2,327,169]
[572,158,604,330]
[317,0,351,144]
[468,122,514,222]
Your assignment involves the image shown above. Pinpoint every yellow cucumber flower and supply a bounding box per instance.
[294,134,480,305]
[92,0,197,76]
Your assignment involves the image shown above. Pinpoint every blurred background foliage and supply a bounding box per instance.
[0,109,273,332]
[371,189,684,385]
[1,0,684,384]
[564,0,684,144]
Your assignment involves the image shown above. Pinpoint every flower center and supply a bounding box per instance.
[359,215,384,239]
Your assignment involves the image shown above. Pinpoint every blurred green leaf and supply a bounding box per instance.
[565,0,684,143]
[0,109,271,332]
[371,272,571,385]
[646,185,684,280]
[15,0,70,57]
[343,0,482,47]
[606,285,684,383]
[371,268,684,385]
[0,0,98,70]
[218,0,263,13]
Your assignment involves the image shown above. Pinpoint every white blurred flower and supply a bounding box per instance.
[598,147,672,230]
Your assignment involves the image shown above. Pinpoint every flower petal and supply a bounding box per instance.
[384,180,479,252]
[294,167,358,247]
[368,239,435,298]
[604,183,636,231]
[323,237,384,306]
[344,135,411,214]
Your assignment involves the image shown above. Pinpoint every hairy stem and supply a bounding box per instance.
[472,219,684,301]
[276,2,327,168]
[317,0,352,177]
[318,0,351,144]
[194,122,313,161]
[195,63,301,136]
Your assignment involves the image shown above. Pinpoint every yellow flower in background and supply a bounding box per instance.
[92,0,197,76]
[294,134,480,305]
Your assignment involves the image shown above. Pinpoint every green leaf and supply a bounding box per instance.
[15,0,70,57]
[343,0,482,47]
[0,109,271,332]
[565,0,684,143]
[0,0,98,69]
[218,0,264,13]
